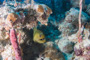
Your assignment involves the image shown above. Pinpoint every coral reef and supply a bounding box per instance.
[73,39,90,60]
[58,22,75,36]
[43,47,65,60]
[0,0,90,60]
[33,4,52,25]
[65,8,89,27]
[57,2,90,60]
[57,37,74,53]
[58,8,90,37]
[0,1,52,60]
[37,45,65,60]
[1,45,15,60]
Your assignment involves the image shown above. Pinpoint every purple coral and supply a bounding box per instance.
[74,47,83,56]
[10,28,22,60]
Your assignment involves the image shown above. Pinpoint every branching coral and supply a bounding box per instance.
[78,0,83,43]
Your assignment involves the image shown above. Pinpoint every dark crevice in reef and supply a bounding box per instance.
[20,28,45,60]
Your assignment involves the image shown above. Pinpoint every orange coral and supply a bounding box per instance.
[7,13,19,24]
[37,5,44,13]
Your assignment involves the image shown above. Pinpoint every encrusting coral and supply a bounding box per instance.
[65,8,89,27]
[72,0,90,59]
[37,46,65,60]
[37,5,44,13]
[58,8,90,37]
[57,0,90,60]
[44,47,65,60]
[73,39,90,60]
[57,37,74,53]
[1,45,15,60]
[1,0,90,60]
[7,13,19,23]
[33,4,52,25]
[58,21,75,36]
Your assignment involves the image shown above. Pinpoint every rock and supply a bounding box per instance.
[68,33,78,43]
[58,22,76,36]
[44,57,50,60]
[73,39,90,60]
[68,29,90,43]
[58,8,89,37]
[57,37,74,53]
[41,47,65,60]
[65,8,89,26]
[1,45,15,60]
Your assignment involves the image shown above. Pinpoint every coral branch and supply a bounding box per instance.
[78,0,83,43]
[10,28,22,60]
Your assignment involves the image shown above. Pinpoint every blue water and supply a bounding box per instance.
[0,0,90,4]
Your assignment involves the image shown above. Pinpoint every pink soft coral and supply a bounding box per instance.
[10,28,22,60]
[78,0,83,43]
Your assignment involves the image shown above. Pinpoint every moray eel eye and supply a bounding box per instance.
[40,34,42,37]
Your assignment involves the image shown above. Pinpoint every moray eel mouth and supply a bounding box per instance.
[40,38,45,40]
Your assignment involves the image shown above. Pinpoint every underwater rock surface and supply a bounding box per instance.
[0,0,90,60]
[57,38,74,53]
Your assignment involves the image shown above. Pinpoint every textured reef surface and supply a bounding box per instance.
[0,0,90,60]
